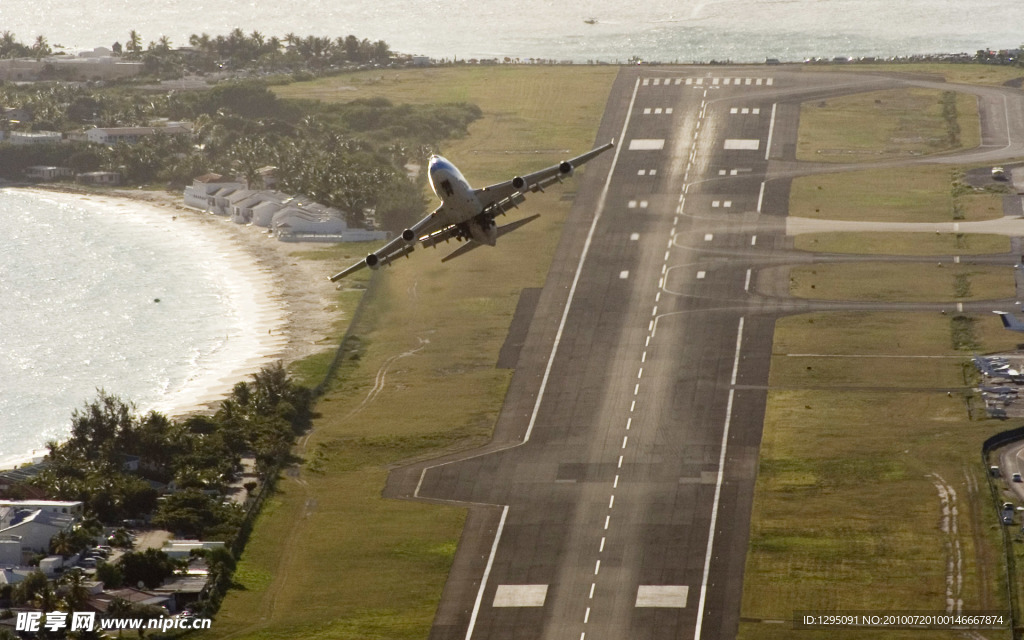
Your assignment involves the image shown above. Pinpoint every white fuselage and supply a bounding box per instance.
[428,155,498,245]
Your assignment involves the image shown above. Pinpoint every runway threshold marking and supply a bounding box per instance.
[694,317,745,640]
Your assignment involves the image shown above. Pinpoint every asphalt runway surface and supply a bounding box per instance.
[386,65,1024,640]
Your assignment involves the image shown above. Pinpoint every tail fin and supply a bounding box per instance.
[994,311,1024,331]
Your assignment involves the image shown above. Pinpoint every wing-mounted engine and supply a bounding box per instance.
[559,160,573,176]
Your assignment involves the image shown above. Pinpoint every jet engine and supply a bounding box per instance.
[401,228,416,243]
[559,161,573,175]
[512,176,526,190]
[365,253,381,270]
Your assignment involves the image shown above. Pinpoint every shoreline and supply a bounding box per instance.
[1,186,340,470]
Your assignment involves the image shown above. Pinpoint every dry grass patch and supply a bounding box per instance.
[789,263,1015,302]
[793,232,1010,255]
[797,88,980,162]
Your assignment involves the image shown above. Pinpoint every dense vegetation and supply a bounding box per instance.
[32,363,311,539]
[0,80,481,231]
[1,29,395,77]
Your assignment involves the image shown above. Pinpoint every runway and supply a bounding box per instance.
[384,65,1024,639]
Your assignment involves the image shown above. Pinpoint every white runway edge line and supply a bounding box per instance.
[465,505,509,640]
[463,77,642,640]
[694,317,745,640]
[764,103,777,161]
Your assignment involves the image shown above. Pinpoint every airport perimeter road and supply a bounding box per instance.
[385,66,1024,640]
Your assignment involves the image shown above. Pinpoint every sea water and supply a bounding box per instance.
[0,189,263,467]
[0,0,1020,63]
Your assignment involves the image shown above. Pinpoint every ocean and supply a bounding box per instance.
[0,0,1021,63]
[0,190,284,468]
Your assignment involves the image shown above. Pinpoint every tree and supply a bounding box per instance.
[95,560,124,589]
[118,549,178,589]
[60,568,91,611]
[30,35,50,60]
[126,30,142,58]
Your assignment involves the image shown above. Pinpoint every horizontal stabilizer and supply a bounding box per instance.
[441,215,541,263]
[995,310,1024,331]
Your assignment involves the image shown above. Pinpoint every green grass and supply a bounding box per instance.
[209,66,617,640]
[793,232,1010,255]
[789,166,1004,223]
[804,62,1024,86]
[796,88,980,162]
[788,263,1016,302]
[740,312,1012,639]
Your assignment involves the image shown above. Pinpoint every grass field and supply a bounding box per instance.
[739,312,1016,639]
[793,232,1010,256]
[805,62,1024,87]
[796,88,980,162]
[208,66,617,640]
[788,263,1016,302]
[789,166,1006,223]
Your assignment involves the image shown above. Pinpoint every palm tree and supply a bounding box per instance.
[126,30,142,58]
[31,35,50,60]
[60,568,91,612]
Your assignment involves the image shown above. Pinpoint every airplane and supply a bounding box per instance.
[994,311,1024,332]
[329,141,615,281]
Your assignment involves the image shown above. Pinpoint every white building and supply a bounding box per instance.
[0,509,77,553]
[184,178,387,242]
[0,55,143,82]
[183,174,247,212]
[25,165,73,181]
[0,536,21,566]
[161,539,226,560]
[85,123,191,146]
[3,131,62,145]
[0,500,83,521]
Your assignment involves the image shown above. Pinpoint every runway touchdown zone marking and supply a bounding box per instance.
[636,585,689,608]
[493,585,549,607]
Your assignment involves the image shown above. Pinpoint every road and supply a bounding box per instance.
[386,65,1024,640]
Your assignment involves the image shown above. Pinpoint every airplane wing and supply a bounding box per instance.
[474,141,614,212]
[328,208,445,281]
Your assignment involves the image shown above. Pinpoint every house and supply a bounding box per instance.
[0,55,144,82]
[0,508,77,553]
[0,536,21,567]
[0,567,33,586]
[183,173,246,213]
[152,575,208,611]
[272,204,388,242]
[183,178,388,242]
[0,464,48,500]
[161,540,226,560]
[85,123,191,146]
[1,107,32,124]
[5,131,61,145]
[0,500,83,520]
[76,171,122,186]
[88,587,173,614]
[25,165,73,181]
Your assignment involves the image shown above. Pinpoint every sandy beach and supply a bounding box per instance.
[8,187,340,451]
